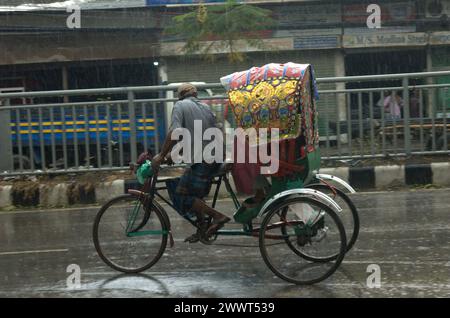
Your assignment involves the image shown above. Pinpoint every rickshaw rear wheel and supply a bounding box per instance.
[259,197,347,285]
[93,194,169,273]
[304,183,359,254]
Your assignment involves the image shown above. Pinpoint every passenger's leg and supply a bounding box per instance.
[253,175,271,202]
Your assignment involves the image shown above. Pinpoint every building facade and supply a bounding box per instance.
[1,0,449,116]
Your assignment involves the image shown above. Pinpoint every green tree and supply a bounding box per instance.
[165,0,276,63]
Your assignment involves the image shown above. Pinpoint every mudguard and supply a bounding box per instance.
[257,188,343,218]
[314,173,356,194]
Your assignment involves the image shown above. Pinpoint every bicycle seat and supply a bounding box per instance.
[211,163,233,178]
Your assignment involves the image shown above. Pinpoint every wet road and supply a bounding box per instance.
[1,189,449,298]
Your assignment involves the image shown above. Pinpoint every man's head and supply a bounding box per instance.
[177,83,198,100]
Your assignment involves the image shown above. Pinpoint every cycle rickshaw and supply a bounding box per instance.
[93,62,359,285]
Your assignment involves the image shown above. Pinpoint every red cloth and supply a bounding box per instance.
[231,163,260,195]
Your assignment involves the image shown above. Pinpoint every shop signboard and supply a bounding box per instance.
[343,26,416,35]
[147,0,298,4]
[147,0,223,5]
[160,37,293,56]
[429,32,450,45]
[276,3,341,27]
[343,32,428,48]
[293,35,340,50]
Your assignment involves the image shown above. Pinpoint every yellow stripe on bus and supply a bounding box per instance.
[10,118,154,127]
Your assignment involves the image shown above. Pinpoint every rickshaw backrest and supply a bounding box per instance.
[221,62,320,179]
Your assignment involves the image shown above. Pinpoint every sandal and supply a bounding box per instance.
[206,216,231,237]
[184,219,209,243]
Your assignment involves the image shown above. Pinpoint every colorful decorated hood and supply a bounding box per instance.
[220,62,319,145]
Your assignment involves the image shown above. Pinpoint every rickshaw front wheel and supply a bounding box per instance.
[93,194,169,273]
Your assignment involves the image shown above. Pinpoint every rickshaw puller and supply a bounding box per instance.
[151,83,231,241]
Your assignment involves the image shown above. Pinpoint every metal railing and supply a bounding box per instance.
[0,70,449,176]
[317,71,450,160]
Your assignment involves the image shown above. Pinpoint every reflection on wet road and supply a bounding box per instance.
[0,189,449,297]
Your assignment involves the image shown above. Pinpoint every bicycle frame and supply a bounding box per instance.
[124,166,330,242]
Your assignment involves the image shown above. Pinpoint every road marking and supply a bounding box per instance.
[0,248,69,256]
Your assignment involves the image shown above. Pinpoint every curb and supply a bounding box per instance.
[0,163,449,209]
[0,185,12,209]
[319,162,450,190]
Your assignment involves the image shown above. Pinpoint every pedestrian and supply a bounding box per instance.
[384,91,403,120]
